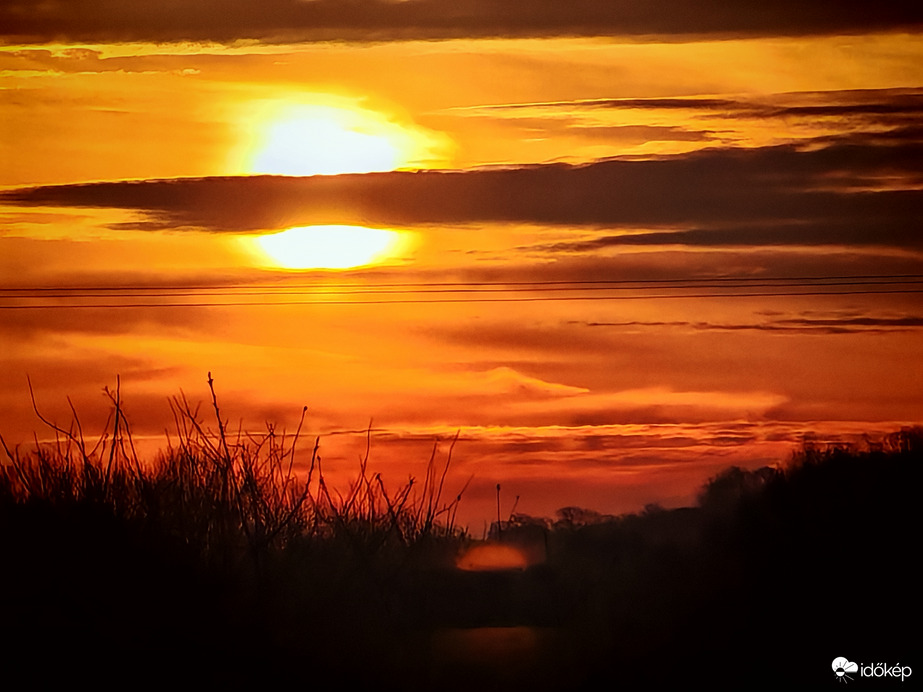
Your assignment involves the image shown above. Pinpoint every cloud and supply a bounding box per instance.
[1,0,921,44]
[506,386,790,427]
[473,89,923,121]
[4,139,922,249]
[541,218,923,251]
[397,366,589,403]
[476,366,590,397]
[0,303,217,342]
[578,314,923,335]
[447,89,923,161]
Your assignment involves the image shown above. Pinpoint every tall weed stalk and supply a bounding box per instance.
[0,374,467,576]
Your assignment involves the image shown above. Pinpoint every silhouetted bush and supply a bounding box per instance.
[0,377,468,687]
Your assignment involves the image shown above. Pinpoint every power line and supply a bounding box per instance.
[2,274,921,309]
[2,273,921,295]
[3,279,923,300]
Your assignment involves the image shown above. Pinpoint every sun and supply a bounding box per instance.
[235,96,451,177]
[251,105,399,176]
[246,225,412,270]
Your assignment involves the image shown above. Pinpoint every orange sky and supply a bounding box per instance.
[2,6,922,527]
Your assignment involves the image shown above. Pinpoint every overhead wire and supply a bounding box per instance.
[2,273,922,294]
[1,274,921,309]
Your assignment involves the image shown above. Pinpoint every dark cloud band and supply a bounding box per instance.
[4,140,922,250]
[1,0,921,44]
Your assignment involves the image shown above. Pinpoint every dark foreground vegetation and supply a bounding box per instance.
[1,381,919,689]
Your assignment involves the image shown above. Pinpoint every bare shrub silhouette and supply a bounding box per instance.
[0,375,468,686]
[1,374,466,567]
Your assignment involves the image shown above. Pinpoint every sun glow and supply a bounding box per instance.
[236,97,450,176]
[248,225,410,270]
[456,543,529,571]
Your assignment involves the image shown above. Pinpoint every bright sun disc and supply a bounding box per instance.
[248,225,408,270]
[236,98,451,177]
[253,105,398,176]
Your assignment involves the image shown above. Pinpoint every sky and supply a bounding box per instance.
[1,3,922,528]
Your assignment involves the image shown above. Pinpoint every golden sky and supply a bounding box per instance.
[2,4,922,525]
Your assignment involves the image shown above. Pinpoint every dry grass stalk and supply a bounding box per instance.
[0,375,469,574]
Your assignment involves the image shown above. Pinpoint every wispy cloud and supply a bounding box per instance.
[577,313,923,335]
[463,89,923,120]
[440,89,923,161]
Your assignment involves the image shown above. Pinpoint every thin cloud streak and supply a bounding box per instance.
[577,314,923,335]
[460,89,923,119]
